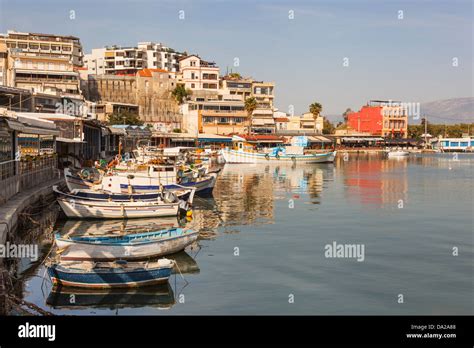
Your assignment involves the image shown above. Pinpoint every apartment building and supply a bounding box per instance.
[179,55,219,92]
[0,30,83,66]
[252,81,274,109]
[181,100,248,135]
[5,51,80,95]
[219,77,253,101]
[84,42,185,75]
[286,113,324,134]
[138,42,184,73]
[347,100,408,138]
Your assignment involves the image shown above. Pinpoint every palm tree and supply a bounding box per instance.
[171,84,192,105]
[309,102,323,133]
[244,97,257,135]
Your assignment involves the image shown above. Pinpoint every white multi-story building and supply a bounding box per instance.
[178,55,219,91]
[138,42,183,73]
[84,42,185,75]
[0,30,83,66]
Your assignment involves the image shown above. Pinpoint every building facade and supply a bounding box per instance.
[0,30,83,66]
[178,55,219,92]
[181,100,248,135]
[84,69,179,125]
[84,42,185,75]
[347,101,408,138]
[5,51,80,95]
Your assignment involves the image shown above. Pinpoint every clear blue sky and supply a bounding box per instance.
[0,0,472,118]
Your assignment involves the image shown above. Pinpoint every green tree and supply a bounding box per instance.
[171,84,192,105]
[323,117,335,135]
[309,102,323,133]
[342,108,353,123]
[228,72,242,79]
[108,111,143,126]
[244,97,257,135]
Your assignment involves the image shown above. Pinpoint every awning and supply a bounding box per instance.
[5,118,25,132]
[199,137,232,143]
[252,118,275,125]
[109,128,126,135]
[171,138,195,142]
[20,126,60,136]
[56,137,86,143]
[101,127,111,136]
[308,136,332,143]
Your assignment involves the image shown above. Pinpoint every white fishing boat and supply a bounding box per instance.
[53,186,194,219]
[55,227,199,261]
[221,135,336,164]
[386,149,409,158]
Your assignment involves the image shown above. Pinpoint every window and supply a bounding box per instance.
[191,72,195,79]
[191,83,195,88]
[450,142,459,147]
[460,142,468,147]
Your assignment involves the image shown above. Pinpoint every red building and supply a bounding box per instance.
[347,101,408,138]
[347,105,383,136]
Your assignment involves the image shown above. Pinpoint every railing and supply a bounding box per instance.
[0,155,58,205]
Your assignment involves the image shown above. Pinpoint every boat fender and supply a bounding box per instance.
[291,156,296,162]
[265,154,270,160]
[163,191,178,203]
[127,174,135,180]
[80,169,91,180]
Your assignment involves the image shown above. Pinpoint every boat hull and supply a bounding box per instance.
[387,151,409,158]
[47,261,173,289]
[221,149,337,164]
[114,173,217,195]
[56,230,199,261]
[57,198,180,219]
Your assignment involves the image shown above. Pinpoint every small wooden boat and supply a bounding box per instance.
[56,228,199,261]
[53,186,194,219]
[47,259,174,288]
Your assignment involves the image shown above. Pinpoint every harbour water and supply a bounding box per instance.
[17,153,473,315]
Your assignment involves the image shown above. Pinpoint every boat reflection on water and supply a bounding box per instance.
[46,283,175,310]
[46,250,200,311]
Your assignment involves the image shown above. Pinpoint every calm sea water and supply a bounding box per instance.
[19,153,473,315]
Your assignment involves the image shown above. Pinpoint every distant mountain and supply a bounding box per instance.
[418,98,473,124]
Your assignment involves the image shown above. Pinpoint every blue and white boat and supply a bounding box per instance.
[56,228,199,261]
[53,186,194,219]
[47,259,174,289]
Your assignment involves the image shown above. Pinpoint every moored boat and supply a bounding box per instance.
[55,227,199,261]
[221,135,336,164]
[53,186,193,219]
[47,258,174,288]
[221,147,336,164]
[386,149,409,158]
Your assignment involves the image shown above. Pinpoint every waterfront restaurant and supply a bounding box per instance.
[0,113,59,203]
[432,136,474,152]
